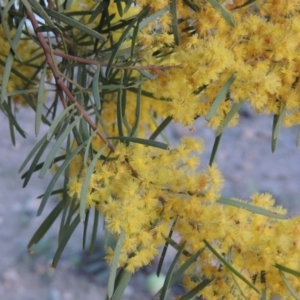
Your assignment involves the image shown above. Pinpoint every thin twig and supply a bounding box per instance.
[52,49,183,70]
[25,8,115,151]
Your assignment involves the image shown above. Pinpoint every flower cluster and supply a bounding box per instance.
[132,0,300,128]
[0,26,45,105]
[67,135,300,299]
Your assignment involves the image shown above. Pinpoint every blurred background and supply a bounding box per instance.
[0,105,299,300]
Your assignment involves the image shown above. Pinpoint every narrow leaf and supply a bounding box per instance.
[82,210,90,250]
[280,270,300,300]
[180,278,214,300]
[275,264,300,277]
[105,17,138,77]
[204,239,260,294]
[138,6,169,30]
[170,0,180,46]
[109,136,169,150]
[19,133,47,173]
[217,197,287,219]
[89,209,99,255]
[1,0,22,59]
[206,74,236,121]
[37,140,87,216]
[157,220,176,277]
[22,139,50,188]
[216,101,245,136]
[43,7,107,41]
[130,83,141,137]
[108,229,126,299]
[1,16,26,103]
[209,133,222,166]
[52,214,81,268]
[150,116,173,141]
[111,269,132,300]
[271,105,286,153]
[39,116,82,179]
[28,0,56,28]
[28,201,64,248]
[207,0,235,26]
[35,65,47,136]
[47,103,76,141]
[2,100,26,139]
[297,126,300,147]
[92,67,101,109]
[160,242,186,300]
[80,145,107,221]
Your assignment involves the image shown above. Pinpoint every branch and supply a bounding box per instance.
[25,8,115,152]
[52,49,183,70]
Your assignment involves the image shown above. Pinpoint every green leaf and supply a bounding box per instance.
[0,0,22,60]
[138,69,157,80]
[129,83,141,137]
[260,289,267,300]
[297,126,300,147]
[209,132,222,166]
[207,0,236,26]
[108,229,126,299]
[39,115,82,179]
[233,0,257,9]
[22,155,66,180]
[105,16,138,78]
[37,140,87,216]
[275,264,300,277]
[83,129,99,166]
[271,105,286,153]
[0,16,26,103]
[20,0,33,13]
[150,116,173,141]
[183,0,199,11]
[217,197,287,219]
[89,209,99,255]
[111,269,132,300]
[35,65,47,136]
[180,278,214,300]
[22,139,50,188]
[92,67,101,109]
[151,247,204,300]
[80,145,107,221]
[82,209,90,250]
[206,74,236,121]
[160,242,186,300]
[170,0,180,46]
[157,220,176,277]
[52,214,81,268]
[216,101,245,136]
[87,1,106,24]
[138,6,169,31]
[115,0,123,17]
[109,136,169,150]
[230,271,250,300]
[28,201,64,248]
[203,239,260,294]
[19,133,48,173]
[43,7,107,42]
[280,270,300,300]
[28,0,56,28]
[116,71,125,137]
[170,247,204,286]
[46,103,76,141]
[1,100,26,140]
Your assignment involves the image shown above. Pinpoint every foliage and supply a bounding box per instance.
[1,0,300,299]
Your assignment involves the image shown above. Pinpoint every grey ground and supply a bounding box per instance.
[0,105,299,300]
